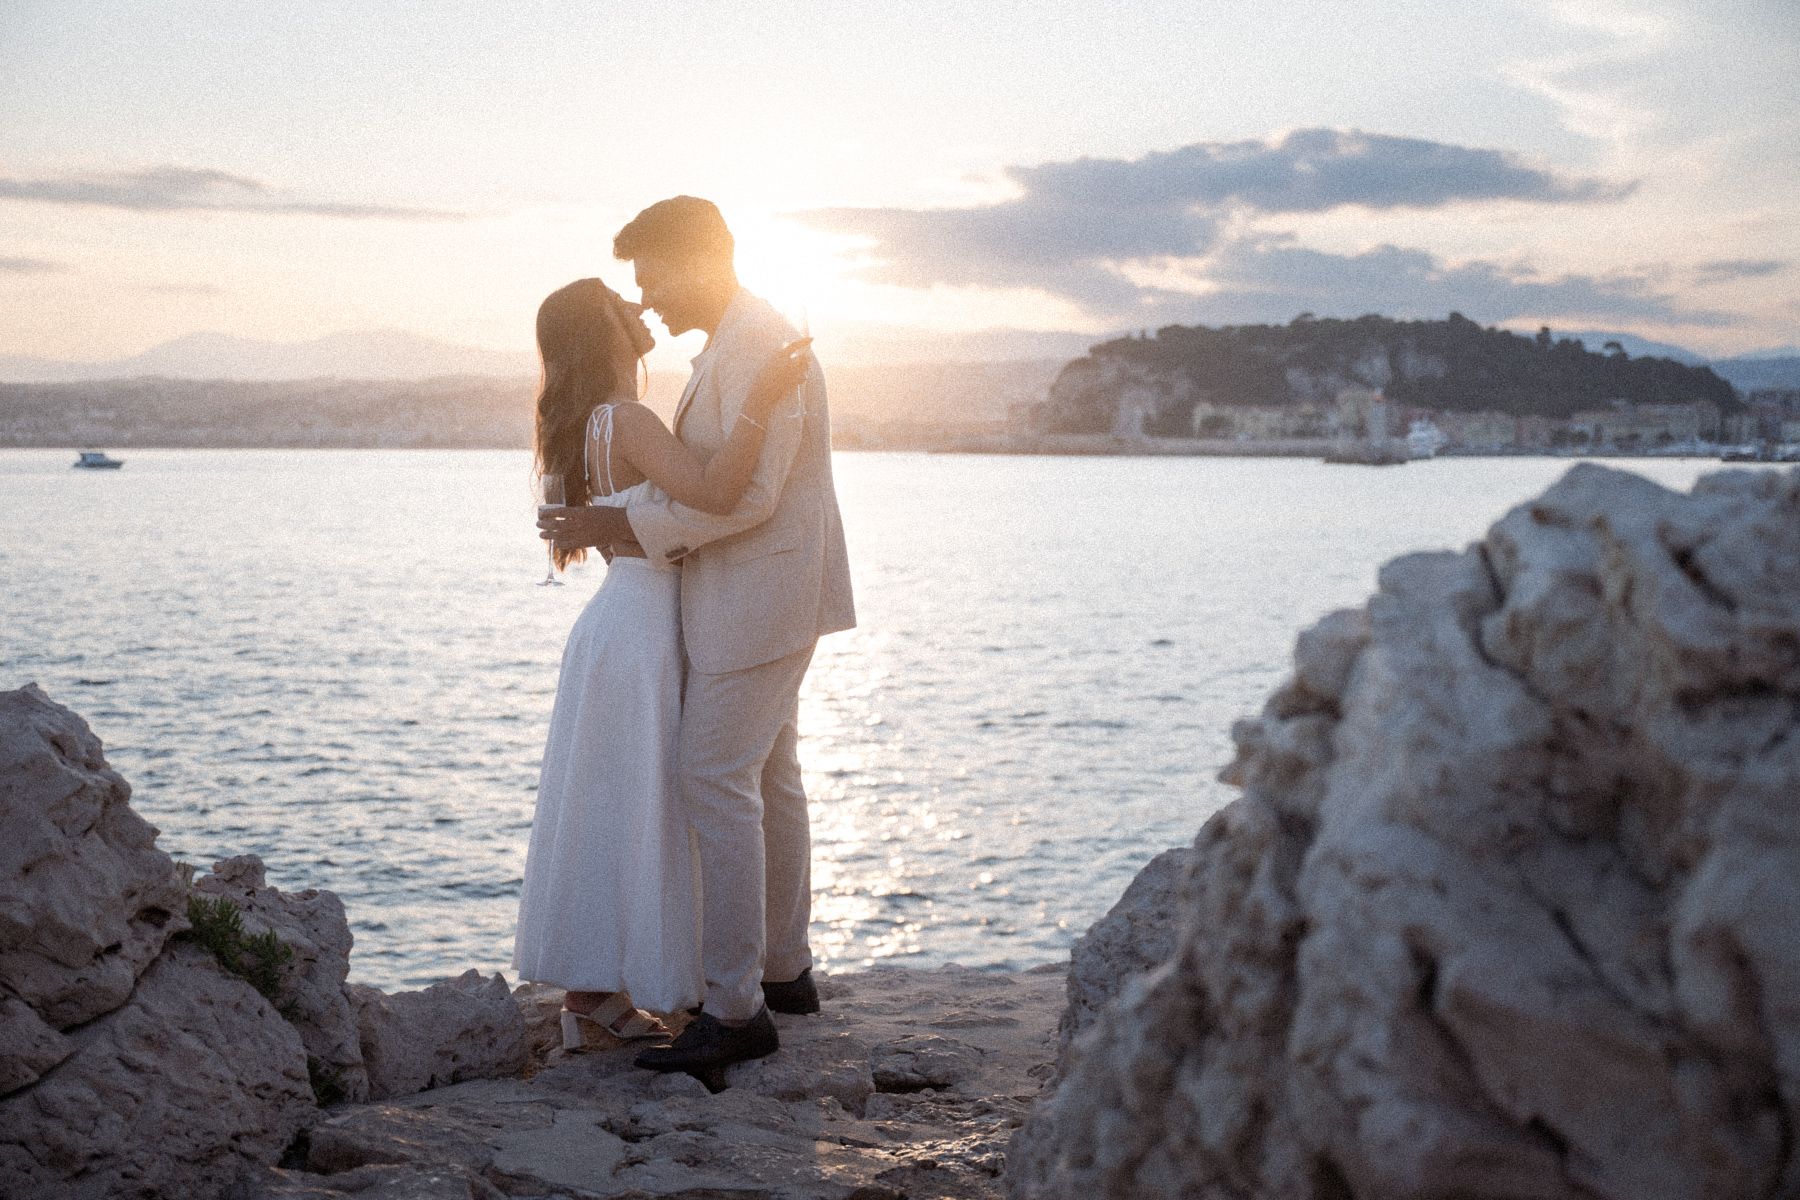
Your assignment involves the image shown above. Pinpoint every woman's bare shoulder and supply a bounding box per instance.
[608,399,672,437]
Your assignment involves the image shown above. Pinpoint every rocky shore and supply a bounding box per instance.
[4,461,1796,1199]
[0,684,1067,1199]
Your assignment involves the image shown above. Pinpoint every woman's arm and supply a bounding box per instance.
[611,340,810,515]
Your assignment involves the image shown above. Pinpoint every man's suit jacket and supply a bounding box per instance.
[627,288,856,675]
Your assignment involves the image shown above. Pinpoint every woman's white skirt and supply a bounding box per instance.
[512,558,701,1013]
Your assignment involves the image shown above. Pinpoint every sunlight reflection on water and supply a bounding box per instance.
[0,448,1760,987]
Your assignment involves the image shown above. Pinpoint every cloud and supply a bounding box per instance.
[797,199,1200,309]
[1503,0,1800,176]
[795,129,1633,316]
[0,256,66,274]
[0,166,465,221]
[1006,128,1630,214]
[1171,238,1729,328]
[1692,258,1786,285]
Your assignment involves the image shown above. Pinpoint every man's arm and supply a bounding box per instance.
[626,332,813,564]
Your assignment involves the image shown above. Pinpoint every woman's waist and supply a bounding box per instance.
[604,552,676,575]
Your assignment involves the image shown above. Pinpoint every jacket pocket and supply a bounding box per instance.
[718,532,802,564]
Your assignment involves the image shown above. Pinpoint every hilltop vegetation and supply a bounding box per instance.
[1039,313,1741,436]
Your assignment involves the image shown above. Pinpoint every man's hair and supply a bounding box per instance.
[613,196,735,265]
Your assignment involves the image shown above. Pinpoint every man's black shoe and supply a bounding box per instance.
[761,968,821,1015]
[634,1008,778,1074]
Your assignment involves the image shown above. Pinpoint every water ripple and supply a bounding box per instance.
[0,448,1749,988]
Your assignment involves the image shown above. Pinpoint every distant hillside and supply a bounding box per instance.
[0,329,535,383]
[0,324,1096,388]
[1710,356,1800,392]
[1513,333,1800,392]
[1039,313,1741,436]
[0,376,536,449]
[1553,330,1706,364]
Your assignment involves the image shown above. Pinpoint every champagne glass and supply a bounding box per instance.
[791,304,811,421]
[537,474,565,587]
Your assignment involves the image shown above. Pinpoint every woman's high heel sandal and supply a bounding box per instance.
[559,993,670,1051]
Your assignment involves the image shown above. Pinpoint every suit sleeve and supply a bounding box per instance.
[626,325,813,564]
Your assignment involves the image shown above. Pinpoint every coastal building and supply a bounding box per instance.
[1333,387,1397,440]
[1436,409,1522,452]
[1516,414,1558,451]
[1732,390,1800,445]
[1570,400,1720,451]
[1405,418,1448,458]
[1188,401,1336,441]
[1109,383,1160,440]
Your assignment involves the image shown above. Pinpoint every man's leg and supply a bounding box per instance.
[679,643,814,1022]
[760,694,813,985]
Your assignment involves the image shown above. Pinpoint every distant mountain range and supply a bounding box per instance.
[1,324,1795,392]
[0,324,1099,385]
[0,329,537,383]
[1550,331,1707,364]
[1506,329,1798,392]
[1706,355,1800,393]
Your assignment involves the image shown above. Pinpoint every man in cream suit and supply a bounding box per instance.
[543,197,855,1073]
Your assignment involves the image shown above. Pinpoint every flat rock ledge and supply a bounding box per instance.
[256,963,1064,1200]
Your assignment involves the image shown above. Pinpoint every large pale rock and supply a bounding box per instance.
[0,941,316,1200]
[0,685,188,1037]
[197,854,370,1103]
[1012,465,1800,1200]
[351,970,528,1100]
[1057,845,1192,1065]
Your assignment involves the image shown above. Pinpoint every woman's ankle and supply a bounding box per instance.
[564,990,614,1014]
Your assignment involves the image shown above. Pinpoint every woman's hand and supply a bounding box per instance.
[743,338,813,424]
[538,504,633,552]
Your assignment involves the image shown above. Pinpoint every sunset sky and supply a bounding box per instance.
[3,0,1796,370]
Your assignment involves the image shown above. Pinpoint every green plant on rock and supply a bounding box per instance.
[179,894,295,1009]
[307,1056,347,1106]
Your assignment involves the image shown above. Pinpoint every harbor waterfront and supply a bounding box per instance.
[0,448,1771,989]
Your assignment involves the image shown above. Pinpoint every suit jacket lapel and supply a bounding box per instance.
[673,360,706,439]
[673,290,751,439]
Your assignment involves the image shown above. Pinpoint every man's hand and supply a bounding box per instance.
[537,505,634,552]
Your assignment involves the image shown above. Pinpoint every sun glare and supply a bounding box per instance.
[730,215,860,333]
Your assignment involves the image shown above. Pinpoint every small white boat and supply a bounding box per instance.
[73,450,124,469]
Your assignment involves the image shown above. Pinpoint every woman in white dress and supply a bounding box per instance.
[513,277,808,1046]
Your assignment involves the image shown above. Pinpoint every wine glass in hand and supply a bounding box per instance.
[537,474,566,587]
[792,306,811,420]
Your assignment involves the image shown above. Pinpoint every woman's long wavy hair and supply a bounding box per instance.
[533,278,644,569]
